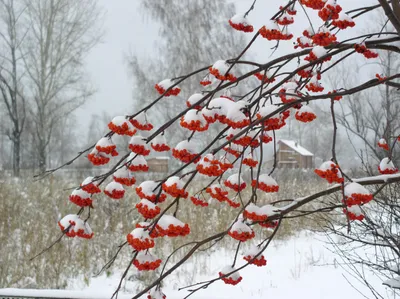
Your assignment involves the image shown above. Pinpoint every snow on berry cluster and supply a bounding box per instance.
[58,214,93,239]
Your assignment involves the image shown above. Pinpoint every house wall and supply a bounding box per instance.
[277,143,314,169]
[278,143,300,168]
[300,156,312,168]
[300,156,314,169]
[147,158,169,173]
[307,156,314,168]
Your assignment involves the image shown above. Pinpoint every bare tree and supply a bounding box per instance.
[0,0,27,176]
[333,22,400,173]
[127,0,247,152]
[321,182,400,298]
[22,0,103,172]
[316,17,400,296]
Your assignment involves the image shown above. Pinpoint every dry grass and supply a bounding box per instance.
[0,169,334,289]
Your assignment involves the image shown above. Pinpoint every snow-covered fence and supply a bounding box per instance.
[0,289,132,299]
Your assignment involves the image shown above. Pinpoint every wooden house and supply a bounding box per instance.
[276,139,314,169]
[147,157,169,173]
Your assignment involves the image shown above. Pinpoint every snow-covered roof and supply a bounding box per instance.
[148,156,170,160]
[278,140,313,157]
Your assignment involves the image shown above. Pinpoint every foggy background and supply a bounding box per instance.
[1,0,399,298]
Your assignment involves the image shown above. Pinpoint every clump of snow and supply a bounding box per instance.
[127,153,147,166]
[174,140,198,153]
[245,203,261,214]
[130,227,151,240]
[59,214,80,229]
[227,173,245,185]
[135,251,159,264]
[70,189,90,199]
[312,46,328,58]
[138,198,157,209]
[148,288,166,299]
[129,135,147,146]
[202,97,235,118]
[113,166,130,179]
[157,79,174,89]
[151,134,168,147]
[324,0,338,7]
[182,109,208,126]
[282,81,298,91]
[157,215,185,229]
[164,176,185,188]
[378,138,387,145]
[72,219,92,236]
[82,176,95,186]
[303,26,316,36]
[230,220,253,234]
[227,102,248,123]
[278,13,294,23]
[263,20,280,31]
[297,105,315,115]
[317,161,338,171]
[344,182,370,196]
[258,174,278,186]
[347,205,363,216]
[105,181,124,192]
[131,111,149,125]
[317,26,330,34]
[337,11,353,22]
[260,204,280,217]
[230,14,250,26]
[211,60,230,75]
[187,93,203,106]
[138,181,161,195]
[220,265,241,280]
[226,127,241,137]
[308,75,321,85]
[110,116,129,126]
[95,137,113,148]
[243,245,264,257]
[58,214,92,238]
[257,104,279,118]
[379,158,396,171]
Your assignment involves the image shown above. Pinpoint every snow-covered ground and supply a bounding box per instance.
[1,232,392,299]
[70,232,390,298]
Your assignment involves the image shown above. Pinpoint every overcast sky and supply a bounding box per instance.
[78,0,155,129]
[77,0,378,136]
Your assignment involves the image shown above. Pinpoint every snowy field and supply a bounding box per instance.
[2,232,390,299]
[73,233,396,298]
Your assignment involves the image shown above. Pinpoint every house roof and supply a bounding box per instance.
[278,139,314,156]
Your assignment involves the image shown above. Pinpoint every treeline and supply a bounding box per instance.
[0,0,103,175]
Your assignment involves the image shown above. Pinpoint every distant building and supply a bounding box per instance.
[276,139,314,169]
[147,157,169,173]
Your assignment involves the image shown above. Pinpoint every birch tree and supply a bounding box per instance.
[23,0,103,171]
[0,0,27,176]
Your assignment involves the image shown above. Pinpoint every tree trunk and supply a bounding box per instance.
[38,141,47,173]
[12,133,20,177]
